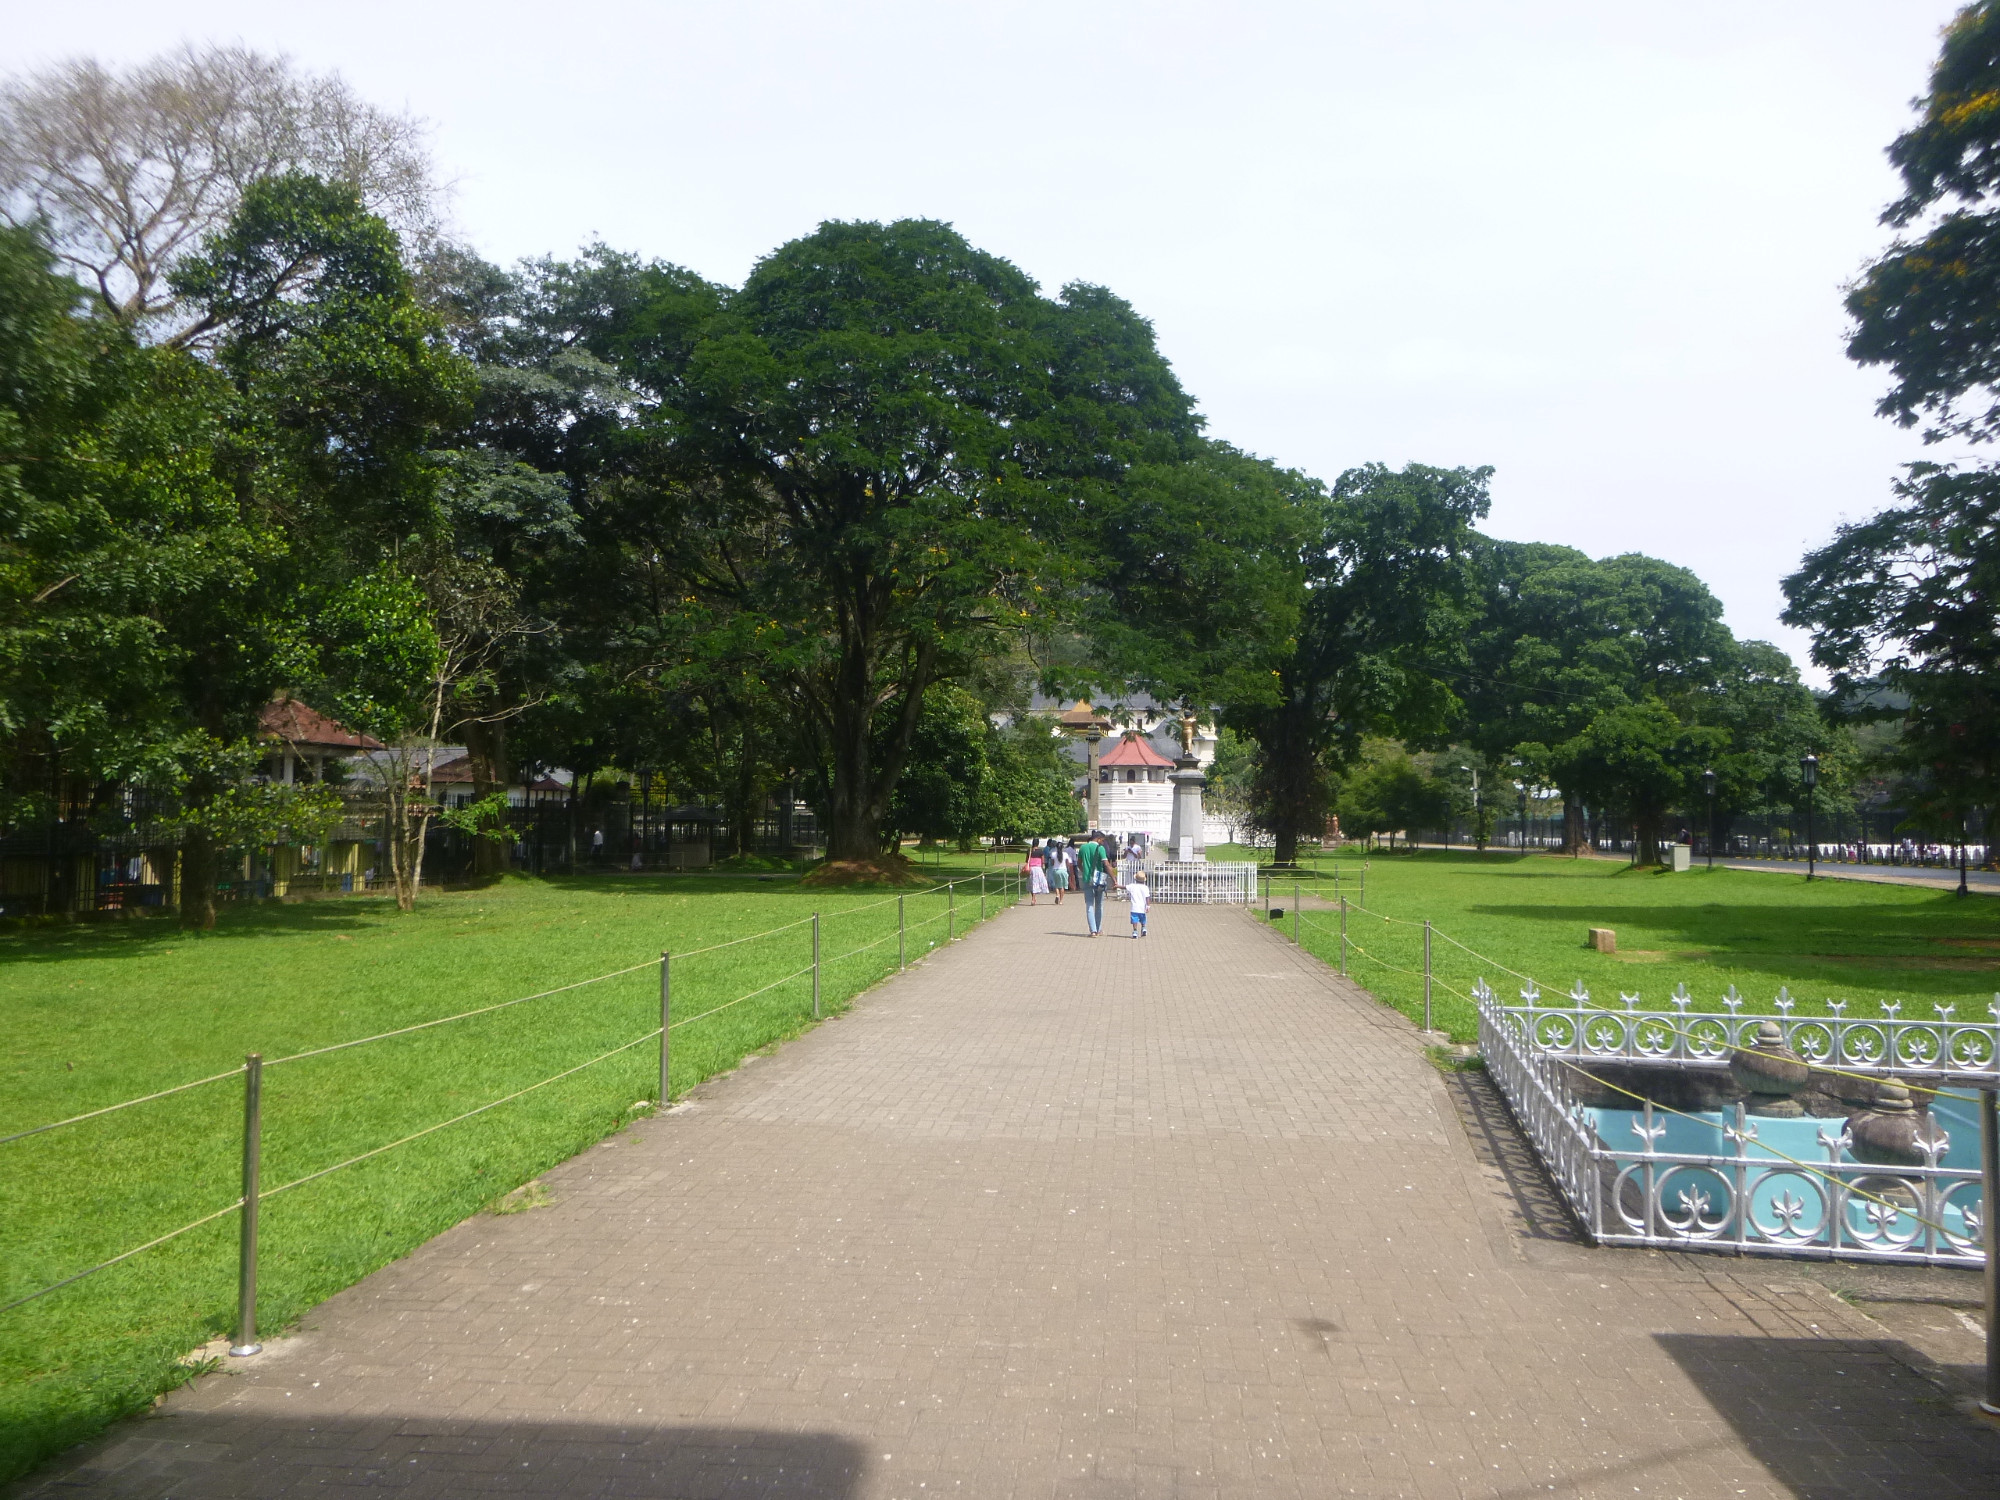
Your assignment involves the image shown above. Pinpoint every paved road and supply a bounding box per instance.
[1720,858,2000,895]
[27,904,1998,1498]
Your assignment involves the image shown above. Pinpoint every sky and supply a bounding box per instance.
[3,0,1974,677]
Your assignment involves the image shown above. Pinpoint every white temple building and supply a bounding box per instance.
[1027,695,1244,845]
[1091,733,1177,840]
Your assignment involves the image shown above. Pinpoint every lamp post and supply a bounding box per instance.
[1702,767,1717,871]
[1960,816,1971,898]
[1460,765,1480,849]
[1800,753,1819,881]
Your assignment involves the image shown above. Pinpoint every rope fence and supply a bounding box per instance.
[1,868,1025,1349]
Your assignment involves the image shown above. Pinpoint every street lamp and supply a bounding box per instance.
[1959,816,1971,898]
[1800,753,1819,881]
[1701,767,1717,871]
[1459,765,1480,850]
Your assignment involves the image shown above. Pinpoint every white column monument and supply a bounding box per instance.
[1165,709,1207,861]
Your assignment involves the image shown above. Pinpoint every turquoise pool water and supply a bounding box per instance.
[1585,1100,1984,1248]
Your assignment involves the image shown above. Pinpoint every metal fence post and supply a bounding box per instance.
[1339,896,1348,977]
[812,913,821,1018]
[949,882,956,942]
[1292,880,1299,946]
[230,1054,263,1357]
[668,956,684,1112]
[1981,1085,1999,1417]
[1423,919,1433,1034]
[980,872,986,923]
[898,894,906,971]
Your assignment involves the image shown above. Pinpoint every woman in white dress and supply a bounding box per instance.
[1027,843,1051,904]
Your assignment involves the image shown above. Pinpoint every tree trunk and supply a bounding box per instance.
[181,826,219,930]
[1635,812,1661,868]
[821,628,935,862]
[728,720,759,859]
[1561,794,1589,855]
[463,717,510,880]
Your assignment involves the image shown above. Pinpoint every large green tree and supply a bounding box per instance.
[1460,544,1733,852]
[1231,462,1489,866]
[162,174,469,921]
[0,225,253,912]
[639,219,1196,861]
[1784,4,2000,850]
[1084,440,1310,723]
[1537,700,1726,865]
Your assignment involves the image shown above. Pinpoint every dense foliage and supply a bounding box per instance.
[18,22,1992,921]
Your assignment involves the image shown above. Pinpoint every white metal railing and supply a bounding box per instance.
[1477,986,1604,1235]
[1144,861,1258,904]
[1502,980,2000,1082]
[1476,980,1988,1267]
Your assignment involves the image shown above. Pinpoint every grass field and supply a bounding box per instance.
[0,862,1012,1484]
[1217,845,2000,1043]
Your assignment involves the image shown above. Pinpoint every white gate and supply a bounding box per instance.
[1146,861,1257,904]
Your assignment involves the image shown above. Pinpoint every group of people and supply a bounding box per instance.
[1022,834,1152,939]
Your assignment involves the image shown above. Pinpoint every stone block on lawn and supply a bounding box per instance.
[1588,926,1616,953]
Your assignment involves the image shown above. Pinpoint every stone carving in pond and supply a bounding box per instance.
[1845,1080,1948,1169]
[1727,1020,1810,1117]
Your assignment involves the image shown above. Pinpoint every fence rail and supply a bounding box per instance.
[1506,981,2000,1083]
[1146,861,1257,905]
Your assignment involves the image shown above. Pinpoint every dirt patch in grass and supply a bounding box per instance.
[1809,953,2000,971]
[799,854,922,888]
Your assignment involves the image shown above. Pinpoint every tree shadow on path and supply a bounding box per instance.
[1655,1333,2000,1496]
[15,1412,870,1499]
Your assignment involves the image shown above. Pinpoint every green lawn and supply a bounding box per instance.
[1217,846,2000,1043]
[0,862,1013,1484]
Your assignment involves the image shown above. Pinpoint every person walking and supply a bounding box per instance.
[1027,842,1050,905]
[1127,866,1150,937]
[1049,838,1070,903]
[1078,833,1110,937]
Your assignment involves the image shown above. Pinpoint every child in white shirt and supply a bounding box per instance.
[1128,870,1150,937]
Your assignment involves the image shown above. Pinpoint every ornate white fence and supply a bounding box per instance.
[1145,861,1258,904]
[1505,979,2000,1080]
[1477,980,1991,1267]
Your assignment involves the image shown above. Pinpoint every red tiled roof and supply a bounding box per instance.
[429,754,474,783]
[258,697,383,752]
[1098,734,1174,769]
[428,754,561,792]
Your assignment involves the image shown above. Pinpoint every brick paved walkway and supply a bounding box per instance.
[26,903,2000,1498]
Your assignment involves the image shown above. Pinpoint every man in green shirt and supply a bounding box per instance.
[1077,835,1110,937]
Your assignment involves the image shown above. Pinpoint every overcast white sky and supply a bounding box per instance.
[5,1,1973,676]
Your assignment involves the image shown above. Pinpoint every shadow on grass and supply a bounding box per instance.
[1470,895,1996,938]
[0,899,389,960]
[15,1412,869,1499]
[1653,1334,2000,1492]
[0,870,970,964]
